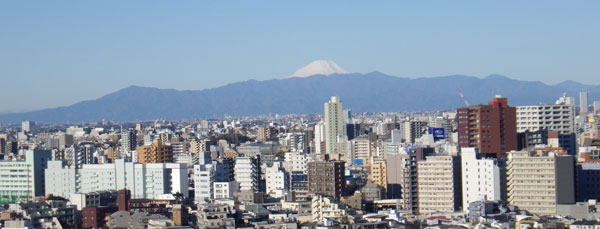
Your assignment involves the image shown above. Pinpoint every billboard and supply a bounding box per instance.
[428,128,445,141]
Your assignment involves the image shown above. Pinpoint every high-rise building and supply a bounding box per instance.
[257,126,275,142]
[457,95,517,158]
[324,96,347,160]
[580,91,589,114]
[45,159,188,200]
[594,101,600,114]
[190,139,210,154]
[265,162,289,198]
[135,140,173,163]
[313,122,326,159]
[308,161,345,200]
[65,145,96,167]
[516,97,575,134]
[417,155,461,214]
[350,137,372,164]
[283,152,312,174]
[234,156,260,192]
[506,148,575,215]
[0,150,52,203]
[403,121,428,144]
[385,152,419,212]
[119,130,137,153]
[369,160,387,191]
[461,148,504,212]
[193,163,215,204]
[21,120,35,133]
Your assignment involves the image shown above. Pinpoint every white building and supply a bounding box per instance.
[460,148,503,212]
[283,152,312,174]
[45,159,188,200]
[193,164,214,204]
[0,150,52,203]
[45,161,78,199]
[234,157,259,191]
[266,162,289,198]
[516,96,575,134]
[21,120,35,133]
[213,181,237,199]
[313,122,325,158]
[324,96,347,159]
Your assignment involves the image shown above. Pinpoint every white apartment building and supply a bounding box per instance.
[313,122,326,159]
[516,97,575,134]
[0,150,52,204]
[193,164,214,204]
[266,163,289,198]
[45,159,188,200]
[213,181,237,199]
[234,157,259,191]
[461,148,503,212]
[283,152,312,173]
[417,155,460,214]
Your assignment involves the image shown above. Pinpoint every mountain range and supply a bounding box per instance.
[1,71,598,123]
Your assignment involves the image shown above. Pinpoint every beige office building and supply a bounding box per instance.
[507,149,575,216]
[417,155,461,214]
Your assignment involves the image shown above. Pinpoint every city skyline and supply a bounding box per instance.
[4,2,600,228]
[2,1,600,112]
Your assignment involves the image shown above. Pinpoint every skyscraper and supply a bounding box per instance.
[457,95,517,158]
[323,96,347,160]
[580,91,589,114]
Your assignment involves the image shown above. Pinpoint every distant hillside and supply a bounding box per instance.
[1,72,598,123]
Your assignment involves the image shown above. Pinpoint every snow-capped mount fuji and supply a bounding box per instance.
[289,60,349,77]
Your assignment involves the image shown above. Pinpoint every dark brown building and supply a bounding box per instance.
[457,96,517,158]
[81,206,117,229]
[308,161,345,200]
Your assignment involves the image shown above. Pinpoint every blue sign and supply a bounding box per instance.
[428,128,446,141]
[353,159,364,166]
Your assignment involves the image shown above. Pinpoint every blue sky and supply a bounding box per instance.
[1,1,599,112]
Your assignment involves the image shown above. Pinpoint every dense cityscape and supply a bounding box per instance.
[0,92,599,228]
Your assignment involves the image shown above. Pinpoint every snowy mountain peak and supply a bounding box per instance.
[290,60,349,77]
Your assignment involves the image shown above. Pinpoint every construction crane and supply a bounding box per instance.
[456,88,471,106]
